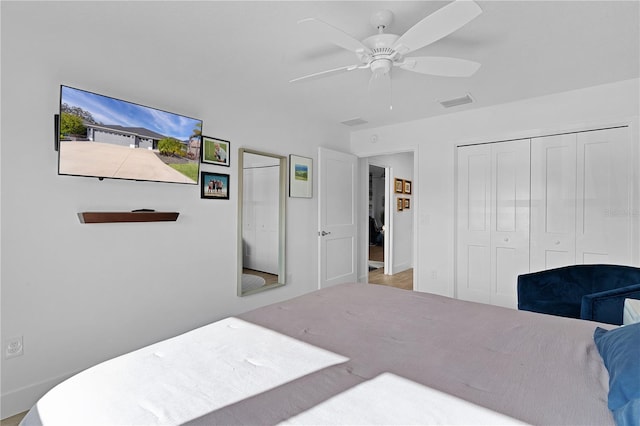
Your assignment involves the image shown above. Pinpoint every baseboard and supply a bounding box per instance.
[1,370,77,419]
[393,262,412,274]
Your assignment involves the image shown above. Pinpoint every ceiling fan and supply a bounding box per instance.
[290,0,483,88]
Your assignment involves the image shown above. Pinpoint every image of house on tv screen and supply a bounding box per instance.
[58,86,203,185]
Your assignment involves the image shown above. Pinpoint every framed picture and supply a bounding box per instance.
[201,136,230,167]
[201,172,229,200]
[404,180,412,194]
[396,197,404,211]
[289,154,312,198]
[403,198,410,209]
[394,178,404,194]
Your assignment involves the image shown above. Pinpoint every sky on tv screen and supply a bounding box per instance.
[61,86,200,141]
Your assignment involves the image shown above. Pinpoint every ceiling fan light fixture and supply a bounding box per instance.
[371,58,392,76]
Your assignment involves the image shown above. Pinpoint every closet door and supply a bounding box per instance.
[576,127,631,264]
[530,134,577,271]
[457,145,492,304]
[457,139,530,308]
[531,126,631,269]
[490,139,530,308]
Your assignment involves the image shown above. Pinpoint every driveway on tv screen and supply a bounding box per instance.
[59,141,197,184]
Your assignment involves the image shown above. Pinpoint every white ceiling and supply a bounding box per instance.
[196,0,640,130]
[18,1,640,131]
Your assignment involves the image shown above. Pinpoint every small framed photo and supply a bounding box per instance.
[289,154,312,198]
[201,172,229,200]
[201,136,230,167]
[403,198,410,209]
[394,178,404,194]
[404,180,412,194]
[396,197,404,211]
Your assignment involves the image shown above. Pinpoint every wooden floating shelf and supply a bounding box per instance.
[78,211,180,224]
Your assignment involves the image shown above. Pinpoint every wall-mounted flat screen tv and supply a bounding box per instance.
[58,85,202,185]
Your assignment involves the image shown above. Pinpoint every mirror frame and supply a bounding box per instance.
[237,148,287,296]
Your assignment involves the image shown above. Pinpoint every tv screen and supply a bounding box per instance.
[58,85,202,185]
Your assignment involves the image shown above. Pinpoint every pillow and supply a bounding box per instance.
[594,322,640,426]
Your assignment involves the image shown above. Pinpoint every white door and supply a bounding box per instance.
[576,127,631,264]
[318,147,358,288]
[530,133,577,271]
[490,139,530,308]
[456,144,492,304]
[456,139,530,308]
[530,127,632,269]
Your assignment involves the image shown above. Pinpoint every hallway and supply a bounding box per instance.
[368,240,413,290]
[368,267,413,291]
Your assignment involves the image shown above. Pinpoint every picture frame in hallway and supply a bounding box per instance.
[404,180,412,194]
[394,178,404,194]
[201,136,230,167]
[201,172,229,199]
[289,154,312,198]
[397,197,404,211]
[404,198,410,209]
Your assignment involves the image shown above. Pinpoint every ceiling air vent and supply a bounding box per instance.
[439,93,474,109]
[340,117,368,127]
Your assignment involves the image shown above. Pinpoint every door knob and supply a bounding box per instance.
[320,230,331,236]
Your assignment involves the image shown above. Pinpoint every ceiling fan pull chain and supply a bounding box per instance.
[389,76,393,111]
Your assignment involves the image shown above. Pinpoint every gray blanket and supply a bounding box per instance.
[187,283,613,425]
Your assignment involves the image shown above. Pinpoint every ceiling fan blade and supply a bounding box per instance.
[398,56,481,77]
[299,18,372,54]
[289,64,367,84]
[393,0,482,55]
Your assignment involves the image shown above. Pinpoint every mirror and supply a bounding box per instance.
[238,148,286,296]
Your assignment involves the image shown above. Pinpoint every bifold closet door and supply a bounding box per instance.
[457,139,530,308]
[530,133,577,271]
[530,127,631,271]
[576,127,631,265]
[457,145,491,304]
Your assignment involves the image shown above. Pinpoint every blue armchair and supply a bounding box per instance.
[517,264,640,325]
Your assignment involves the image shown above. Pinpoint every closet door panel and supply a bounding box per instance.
[530,134,577,271]
[491,139,530,308]
[457,145,491,304]
[576,127,631,265]
[457,140,530,308]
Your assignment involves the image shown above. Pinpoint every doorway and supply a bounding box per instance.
[365,152,414,291]
[368,164,386,272]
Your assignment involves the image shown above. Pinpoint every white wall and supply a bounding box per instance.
[0,3,350,418]
[351,78,640,297]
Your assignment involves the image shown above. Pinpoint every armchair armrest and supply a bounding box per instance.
[580,284,640,325]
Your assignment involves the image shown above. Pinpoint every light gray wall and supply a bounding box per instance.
[351,78,640,297]
[0,2,350,417]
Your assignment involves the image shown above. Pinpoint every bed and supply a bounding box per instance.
[20,282,638,425]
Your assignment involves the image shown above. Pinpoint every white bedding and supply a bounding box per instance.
[280,373,526,425]
[21,318,348,425]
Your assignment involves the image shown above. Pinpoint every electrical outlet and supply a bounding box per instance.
[431,270,438,280]
[5,336,24,359]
